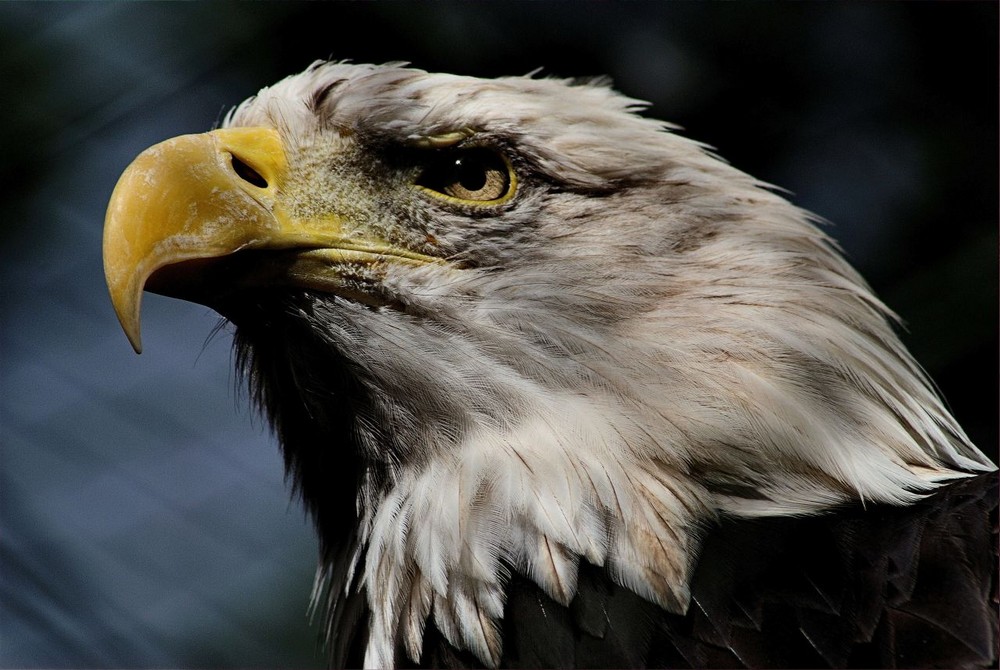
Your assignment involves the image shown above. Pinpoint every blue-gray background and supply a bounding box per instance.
[1,3,996,667]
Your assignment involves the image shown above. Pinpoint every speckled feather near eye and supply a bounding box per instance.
[104,61,997,668]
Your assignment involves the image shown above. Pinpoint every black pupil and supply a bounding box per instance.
[454,156,488,192]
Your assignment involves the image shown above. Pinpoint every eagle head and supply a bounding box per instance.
[103,62,994,667]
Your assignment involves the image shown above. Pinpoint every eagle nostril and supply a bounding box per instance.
[231,155,268,189]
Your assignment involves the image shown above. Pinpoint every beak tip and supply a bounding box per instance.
[117,313,144,354]
[108,285,145,355]
[118,307,144,354]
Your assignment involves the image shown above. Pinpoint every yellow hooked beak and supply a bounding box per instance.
[103,127,435,353]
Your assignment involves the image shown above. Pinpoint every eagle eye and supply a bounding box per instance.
[416,148,515,205]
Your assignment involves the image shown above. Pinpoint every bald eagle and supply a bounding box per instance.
[103,62,996,668]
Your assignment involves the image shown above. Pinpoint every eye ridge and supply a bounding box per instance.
[416,148,514,204]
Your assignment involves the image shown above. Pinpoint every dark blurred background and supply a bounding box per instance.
[1,2,996,667]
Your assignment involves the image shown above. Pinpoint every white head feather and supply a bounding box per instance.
[223,62,994,667]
